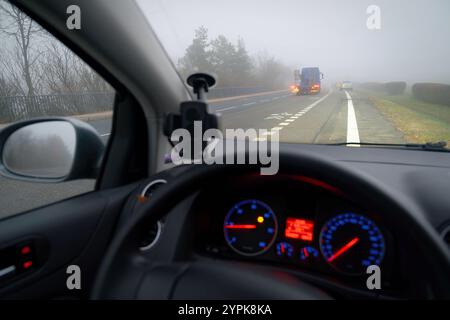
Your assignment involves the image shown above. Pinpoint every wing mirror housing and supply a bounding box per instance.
[0,118,104,182]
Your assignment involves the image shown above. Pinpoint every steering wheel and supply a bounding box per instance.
[91,147,450,299]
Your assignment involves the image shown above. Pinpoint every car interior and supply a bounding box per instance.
[0,0,449,300]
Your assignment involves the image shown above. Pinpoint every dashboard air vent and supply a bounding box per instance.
[139,179,167,251]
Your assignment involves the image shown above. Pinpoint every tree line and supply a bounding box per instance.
[0,1,291,98]
[0,1,111,97]
[177,26,291,89]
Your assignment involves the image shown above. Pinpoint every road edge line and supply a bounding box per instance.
[345,91,360,145]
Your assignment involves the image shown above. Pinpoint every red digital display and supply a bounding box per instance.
[284,218,314,241]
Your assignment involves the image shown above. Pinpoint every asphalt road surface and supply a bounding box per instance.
[0,88,404,219]
[210,89,403,144]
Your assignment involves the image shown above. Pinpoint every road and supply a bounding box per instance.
[0,88,404,219]
[209,88,403,144]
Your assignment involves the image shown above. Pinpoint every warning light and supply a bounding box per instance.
[21,246,31,255]
[285,218,314,241]
[23,261,33,269]
[257,216,264,223]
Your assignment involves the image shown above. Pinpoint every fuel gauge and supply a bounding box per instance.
[299,246,319,262]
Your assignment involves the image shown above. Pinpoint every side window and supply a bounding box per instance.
[0,1,114,218]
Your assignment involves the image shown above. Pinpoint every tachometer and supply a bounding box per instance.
[224,199,278,256]
[319,213,385,275]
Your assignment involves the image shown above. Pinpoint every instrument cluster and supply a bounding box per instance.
[192,175,395,285]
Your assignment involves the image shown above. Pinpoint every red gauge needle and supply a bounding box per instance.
[224,224,257,229]
[327,237,359,263]
[303,248,309,258]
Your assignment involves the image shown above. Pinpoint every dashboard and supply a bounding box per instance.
[192,174,401,292]
[129,145,450,299]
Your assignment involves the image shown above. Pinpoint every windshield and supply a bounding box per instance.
[138,0,450,149]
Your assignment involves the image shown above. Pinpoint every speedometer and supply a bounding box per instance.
[224,199,278,256]
[319,213,385,275]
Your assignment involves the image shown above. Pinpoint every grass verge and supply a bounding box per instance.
[368,93,450,147]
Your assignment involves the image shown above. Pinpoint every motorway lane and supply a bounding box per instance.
[0,89,404,219]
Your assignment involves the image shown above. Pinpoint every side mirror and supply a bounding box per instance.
[321,73,324,80]
[0,118,104,182]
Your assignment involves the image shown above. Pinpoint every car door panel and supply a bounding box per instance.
[0,183,137,299]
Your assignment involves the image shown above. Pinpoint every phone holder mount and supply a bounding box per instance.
[163,73,218,159]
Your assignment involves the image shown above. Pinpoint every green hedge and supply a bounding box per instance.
[385,82,406,95]
[412,83,450,106]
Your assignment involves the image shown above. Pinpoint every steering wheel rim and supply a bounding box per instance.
[92,147,450,299]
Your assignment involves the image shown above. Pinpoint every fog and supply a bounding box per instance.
[138,0,450,85]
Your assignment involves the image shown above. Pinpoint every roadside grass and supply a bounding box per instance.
[367,92,450,147]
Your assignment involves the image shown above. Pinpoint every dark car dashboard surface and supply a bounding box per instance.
[127,144,450,299]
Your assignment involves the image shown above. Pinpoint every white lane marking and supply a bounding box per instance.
[216,106,236,112]
[344,91,360,145]
[271,127,283,131]
[285,119,295,122]
[242,102,256,106]
[279,122,290,126]
[101,133,111,137]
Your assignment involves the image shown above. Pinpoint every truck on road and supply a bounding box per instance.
[293,67,323,95]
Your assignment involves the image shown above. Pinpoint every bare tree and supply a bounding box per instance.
[0,72,17,96]
[73,61,112,93]
[0,1,43,96]
[253,51,291,89]
[0,49,18,96]
[41,42,79,94]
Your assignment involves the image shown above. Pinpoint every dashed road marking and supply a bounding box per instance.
[249,92,333,141]
[216,105,237,112]
[271,127,283,131]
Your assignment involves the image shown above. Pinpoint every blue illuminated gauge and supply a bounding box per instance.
[319,213,385,275]
[224,199,278,256]
[299,246,319,262]
[276,242,294,258]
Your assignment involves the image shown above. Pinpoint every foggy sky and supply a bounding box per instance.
[137,0,450,84]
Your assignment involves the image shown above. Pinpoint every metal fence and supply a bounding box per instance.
[0,87,271,124]
[0,92,115,123]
